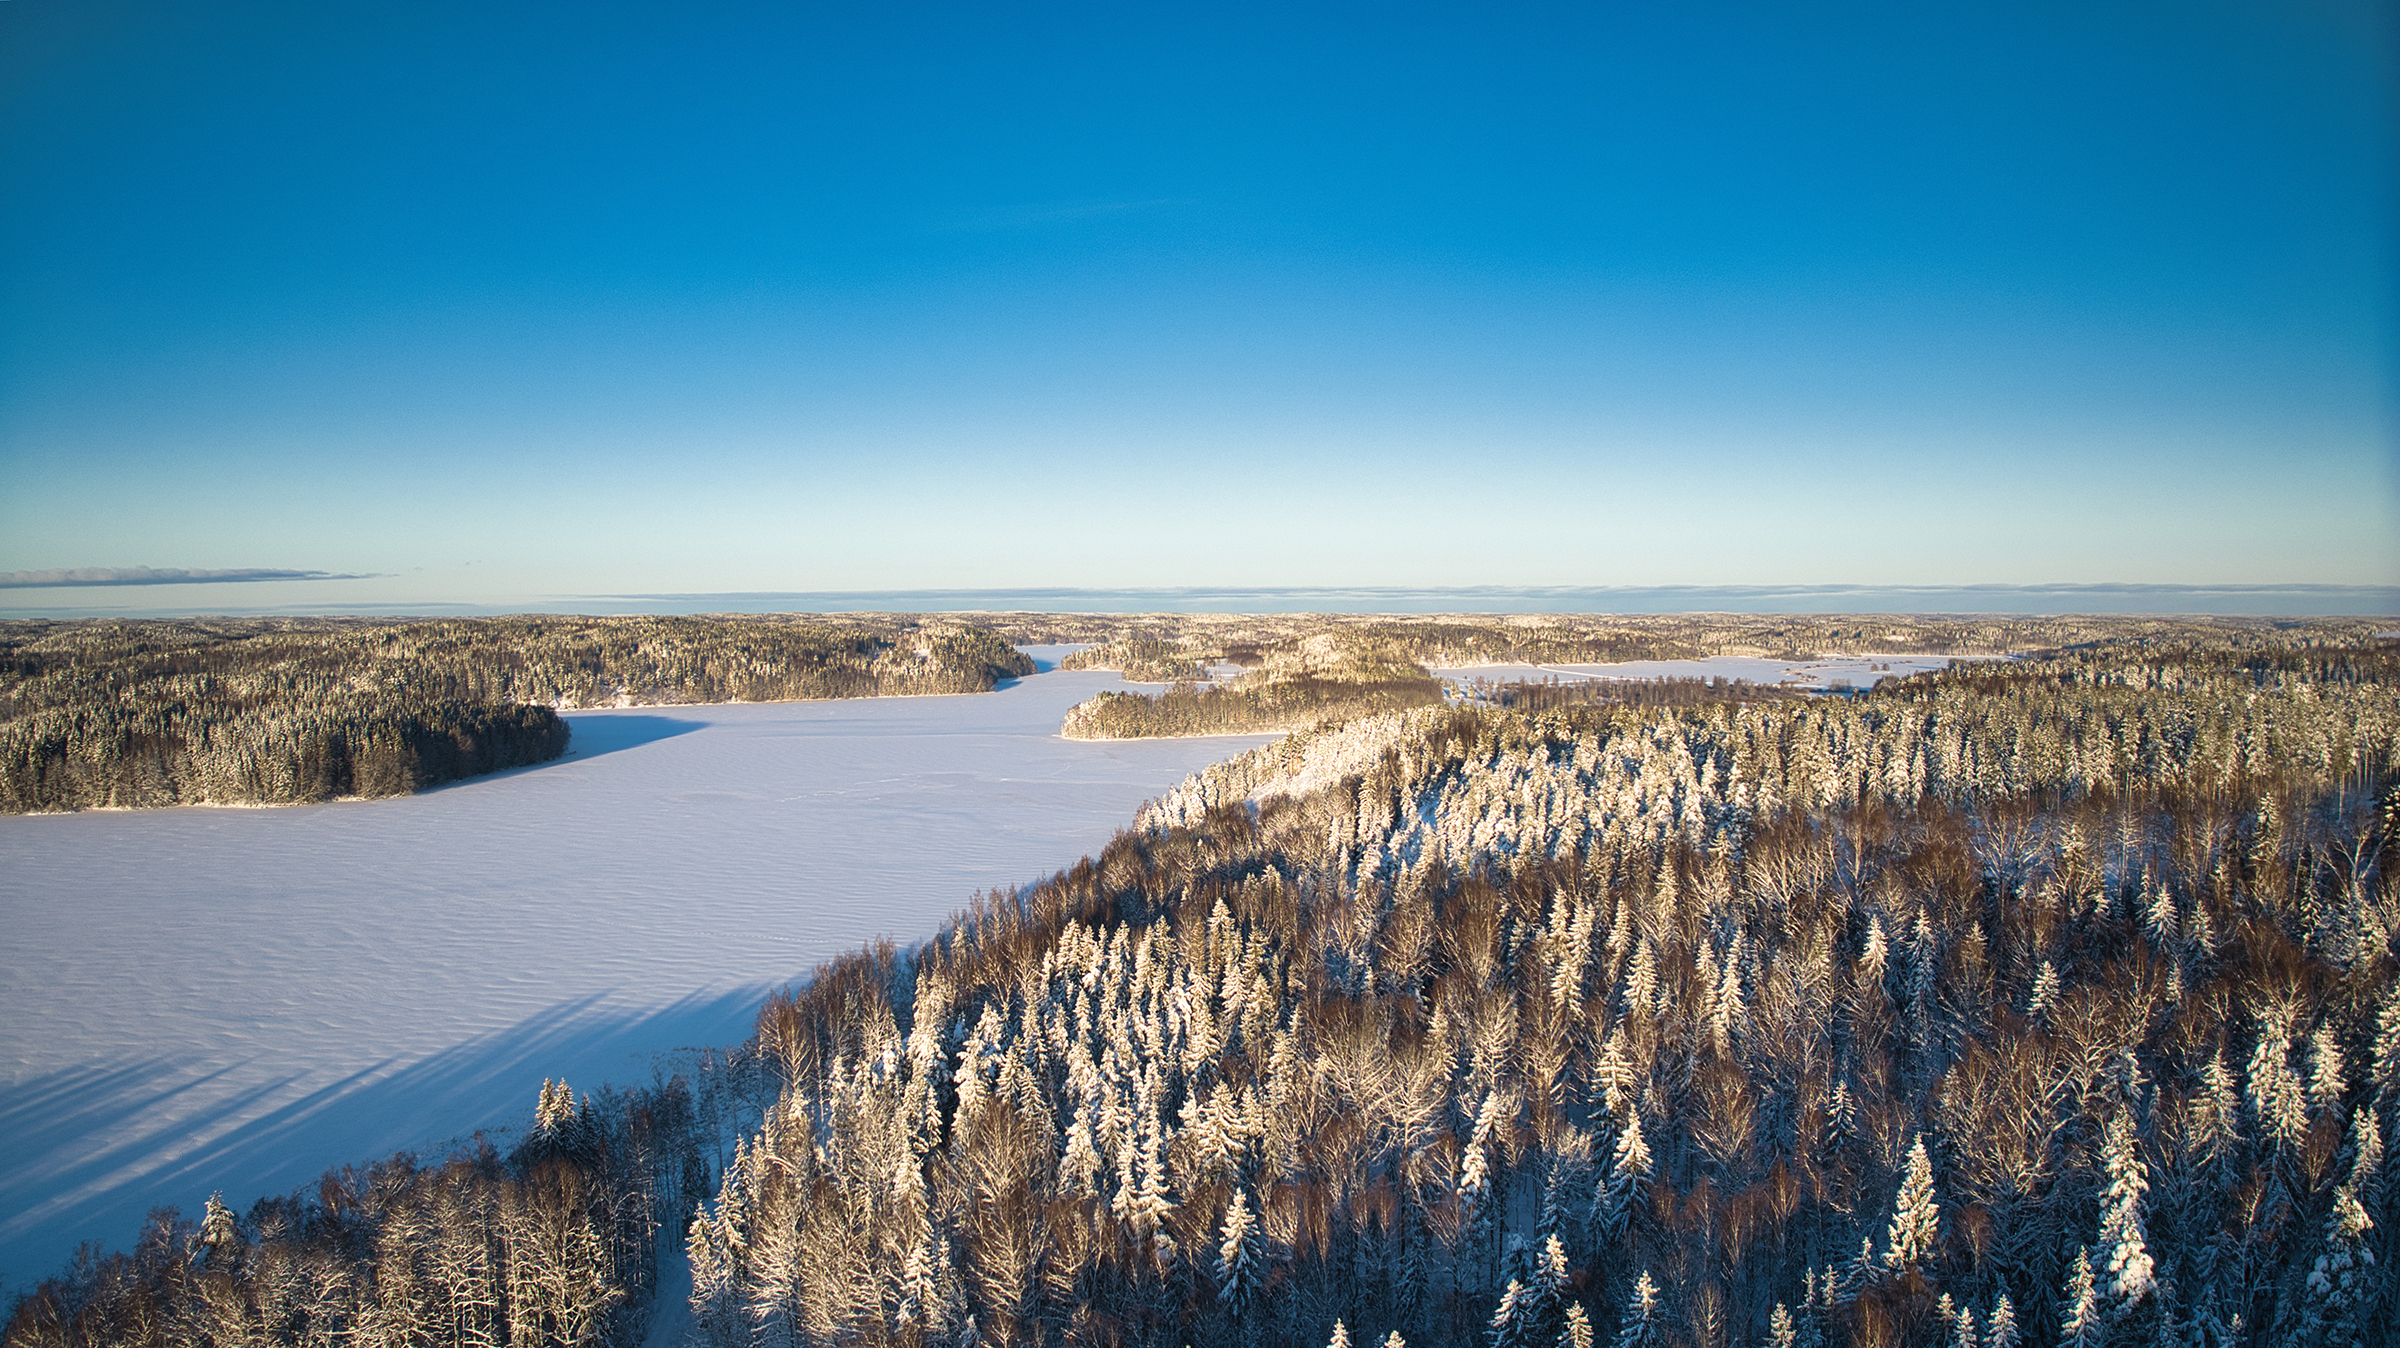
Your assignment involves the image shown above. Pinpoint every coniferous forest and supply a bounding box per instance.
[8,624,2399,1348]
[0,616,1033,812]
[1037,617,2379,743]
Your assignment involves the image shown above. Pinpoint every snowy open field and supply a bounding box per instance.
[0,651,1270,1287]
[1435,652,1965,691]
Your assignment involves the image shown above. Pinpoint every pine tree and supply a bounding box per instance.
[1884,1134,1940,1273]
[2309,1026,2348,1114]
[1490,1280,1531,1348]
[2096,1108,2154,1314]
[197,1193,239,1270]
[1861,918,1889,985]
[1595,1028,1635,1122]
[2249,1011,2311,1154]
[1824,1080,1858,1156]
[1561,1303,1594,1348]
[1329,1319,1353,1348]
[2060,1247,2102,1348]
[1219,1188,1265,1335]
[1839,1237,1878,1301]
[1595,1117,1650,1243]
[2298,1184,2376,1347]
[2193,1048,2244,1164]
[1612,1271,1660,1348]
[2028,961,2062,1021]
[1768,1304,1797,1348]
[2143,887,2178,947]
[2370,980,2400,1104]
[1937,1292,1977,1348]
[1984,1294,2018,1348]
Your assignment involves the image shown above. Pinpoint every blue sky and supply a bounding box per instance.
[2,0,2392,612]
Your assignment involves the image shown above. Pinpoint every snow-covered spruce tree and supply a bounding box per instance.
[2060,1247,2103,1348]
[2095,1107,2154,1323]
[2294,1184,2375,1348]
[1983,1293,2017,1348]
[1610,1272,1661,1348]
[1221,1187,1266,1348]
[1560,1302,1593,1348]
[1488,1281,1531,1348]
[1593,1115,1650,1245]
[1884,1134,1940,1276]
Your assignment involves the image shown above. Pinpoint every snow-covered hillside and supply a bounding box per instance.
[0,654,1272,1287]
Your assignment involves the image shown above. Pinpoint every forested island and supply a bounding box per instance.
[0,616,1032,812]
[1060,643,1445,739]
[12,621,2394,1348]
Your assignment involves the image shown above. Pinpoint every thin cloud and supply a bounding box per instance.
[0,567,380,589]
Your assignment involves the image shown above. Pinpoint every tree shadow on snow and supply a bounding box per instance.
[0,985,770,1289]
[557,713,708,761]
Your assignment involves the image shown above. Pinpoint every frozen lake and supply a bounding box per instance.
[0,652,1271,1287]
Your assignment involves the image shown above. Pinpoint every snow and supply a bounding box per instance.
[0,651,1272,1288]
[1434,653,1967,691]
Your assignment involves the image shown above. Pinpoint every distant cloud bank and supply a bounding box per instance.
[0,567,376,589]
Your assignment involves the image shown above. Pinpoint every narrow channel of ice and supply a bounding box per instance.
[0,653,1272,1287]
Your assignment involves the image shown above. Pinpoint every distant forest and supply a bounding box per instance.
[1047,616,2389,742]
[18,626,2394,1348]
[0,616,1033,812]
[1061,648,1444,740]
[1000,614,2379,675]
[1453,677,1802,715]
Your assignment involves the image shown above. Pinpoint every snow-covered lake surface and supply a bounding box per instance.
[1436,653,1964,691]
[0,651,1271,1287]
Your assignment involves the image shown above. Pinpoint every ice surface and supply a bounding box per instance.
[0,653,1271,1287]
[1435,653,1968,691]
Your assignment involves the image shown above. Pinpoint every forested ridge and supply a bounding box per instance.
[1047,616,2387,742]
[0,616,1032,812]
[10,628,2399,1348]
[1023,616,2383,682]
[692,632,2397,1348]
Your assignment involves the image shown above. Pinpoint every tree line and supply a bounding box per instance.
[1452,677,1801,715]
[1048,617,2387,743]
[0,616,1034,812]
[1012,616,2384,685]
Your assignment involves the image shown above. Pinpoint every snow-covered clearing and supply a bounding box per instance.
[0,651,1271,1287]
[1435,652,1964,692]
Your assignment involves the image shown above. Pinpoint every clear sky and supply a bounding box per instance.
[2,0,2393,613]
